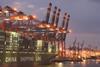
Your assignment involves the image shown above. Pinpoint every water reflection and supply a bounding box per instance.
[0,60,100,67]
[81,60,86,67]
[55,62,63,67]
[96,59,100,64]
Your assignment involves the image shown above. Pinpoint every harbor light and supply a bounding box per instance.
[59,47,62,51]
[68,29,72,33]
[4,18,10,21]
[38,24,45,28]
[46,24,50,28]
[63,30,66,33]
[56,28,59,31]
[16,16,23,20]
[23,16,29,20]
[13,7,17,11]
[32,15,37,19]
[4,10,9,13]
[0,11,2,13]
[49,27,55,31]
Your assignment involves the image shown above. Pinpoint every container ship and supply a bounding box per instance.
[0,3,70,64]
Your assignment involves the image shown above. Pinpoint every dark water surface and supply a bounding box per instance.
[0,60,100,67]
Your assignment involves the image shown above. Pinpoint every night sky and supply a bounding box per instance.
[0,0,100,49]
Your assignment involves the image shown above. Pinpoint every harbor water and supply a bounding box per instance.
[0,59,100,67]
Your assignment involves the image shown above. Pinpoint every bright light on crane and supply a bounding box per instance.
[4,10,9,13]
[13,7,17,11]
[68,29,72,33]
[32,15,37,19]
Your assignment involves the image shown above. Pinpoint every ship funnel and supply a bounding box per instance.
[45,2,52,23]
[55,8,61,27]
[65,14,70,30]
[62,13,67,28]
[51,6,57,25]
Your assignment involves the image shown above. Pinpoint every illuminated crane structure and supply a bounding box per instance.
[0,3,71,63]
